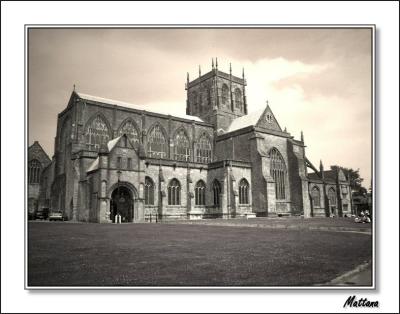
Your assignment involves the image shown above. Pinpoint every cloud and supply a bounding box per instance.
[28,28,372,186]
[221,56,371,185]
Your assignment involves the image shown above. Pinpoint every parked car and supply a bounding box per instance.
[48,211,64,221]
[35,207,49,220]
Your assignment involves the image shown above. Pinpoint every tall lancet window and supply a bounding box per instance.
[192,91,198,114]
[198,93,203,114]
[207,88,212,108]
[270,148,286,200]
[147,124,168,159]
[174,129,191,161]
[144,177,155,205]
[118,120,140,147]
[168,179,181,205]
[328,188,337,206]
[195,180,206,206]
[311,186,321,207]
[234,88,242,109]
[212,179,221,206]
[29,159,42,184]
[196,134,212,163]
[85,115,110,151]
[239,179,249,204]
[221,84,229,106]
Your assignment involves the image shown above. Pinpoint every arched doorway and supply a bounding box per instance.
[110,186,134,223]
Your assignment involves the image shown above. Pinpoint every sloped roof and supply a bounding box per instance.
[107,136,121,151]
[308,170,338,182]
[227,108,265,133]
[76,92,204,123]
[87,158,99,173]
[87,136,123,173]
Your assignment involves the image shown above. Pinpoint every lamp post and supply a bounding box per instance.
[116,170,122,223]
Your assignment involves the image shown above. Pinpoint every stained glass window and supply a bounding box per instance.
[118,120,139,147]
[85,116,110,150]
[270,148,286,200]
[147,124,168,159]
[196,134,212,163]
[174,129,191,161]
[29,159,41,184]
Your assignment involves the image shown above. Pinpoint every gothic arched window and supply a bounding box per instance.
[328,188,337,205]
[221,84,229,106]
[207,88,212,108]
[147,124,168,159]
[144,177,154,205]
[196,134,212,163]
[198,93,203,114]
[118,120,140,147]
[311,186,321,207]
[212,179,221,206]
[234,88,242,109]
[168,178,181,205]
[270,148,286,200]
[192,91,198,114]
[239,178,249,204]
[85,115,110,151]
[174,129,191,161]
[195,180,206,206]
[29,159,41,184]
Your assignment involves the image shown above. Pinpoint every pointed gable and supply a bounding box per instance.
[227,103,282,133]
[255,104,282,132]
[28,141,51,166]
[338,168,347,182]
[62,90,80,111]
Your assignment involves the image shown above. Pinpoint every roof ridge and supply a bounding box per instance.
[76,91,204,123]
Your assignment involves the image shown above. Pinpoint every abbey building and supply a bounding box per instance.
[30,61,352,222]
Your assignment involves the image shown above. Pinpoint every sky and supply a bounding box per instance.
[28,28,372,187]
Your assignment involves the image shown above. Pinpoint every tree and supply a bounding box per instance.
[330,165,367,193]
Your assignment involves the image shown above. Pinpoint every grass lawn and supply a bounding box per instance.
[28,221,372,287]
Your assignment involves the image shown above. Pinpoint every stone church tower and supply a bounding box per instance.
[35,59,353,223]
[185,59,248,131]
